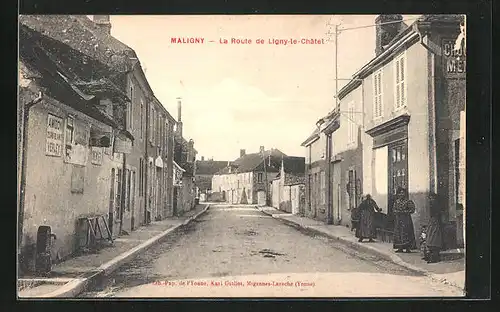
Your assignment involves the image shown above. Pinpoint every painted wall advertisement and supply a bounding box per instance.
[65,118,89,166]
[91,147,104,165]
[46,114,63,157]
[114,133,132,154]
[442,38,466,78]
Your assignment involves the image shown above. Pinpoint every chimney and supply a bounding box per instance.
[177,97,182,122]
[92,15,112,35]
[201,156,205,161]
[188,139,194,162]
[176,97,183,138]
[375,14,403,56]
[240,149,246,157]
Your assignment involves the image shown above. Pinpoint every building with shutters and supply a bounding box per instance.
[18,15,181,274]
[301,14,465,248]
[172,98,198,216]
[194,157,230,196]
[212,147,287,205]
[271,156,306,214]
[18,16,135,271]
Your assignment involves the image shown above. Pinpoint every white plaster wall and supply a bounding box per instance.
[22,98,122,261]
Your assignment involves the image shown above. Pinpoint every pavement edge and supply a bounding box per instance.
[255,206,465,295]
[37,204,211,298]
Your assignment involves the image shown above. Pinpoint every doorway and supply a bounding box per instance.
[388,140,409,220]
[155,168,161,220]
[173,187,178,216]
[130,170,136,230]
[108,168,115,236]
[332,162,342,224]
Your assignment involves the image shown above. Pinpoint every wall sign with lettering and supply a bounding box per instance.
[65,117,89,166]
[91,147,104,165]
[442,38,466,78]
[46,114,63,157]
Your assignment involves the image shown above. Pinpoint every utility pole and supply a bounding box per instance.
[325,19,340,225]
[323,16,419,225]
[261,148,269,206]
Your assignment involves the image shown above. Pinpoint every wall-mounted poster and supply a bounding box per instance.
[114,135,133,154]
[71,164,85,194]
[91,147,104,165]
[46,114,63,157]
[65,117,89,166]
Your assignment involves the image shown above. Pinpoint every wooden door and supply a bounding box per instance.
[108,168,115,236]
[130,170,136,230]
[114,168,123,236]
[388,140,409,218]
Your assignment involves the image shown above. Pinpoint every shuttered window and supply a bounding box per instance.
[373,70,383,118]
[394,53,406,109]
[320,171,326,204]
[347,101,356,144]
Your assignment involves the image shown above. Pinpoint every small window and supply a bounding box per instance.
[65,116,74,146]
[128,86,134,131]
[257,173,263,183]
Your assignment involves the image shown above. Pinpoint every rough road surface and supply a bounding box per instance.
[80,204,462,297]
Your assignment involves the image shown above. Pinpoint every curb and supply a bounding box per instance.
[38,204,211,298]
[255,206,465,295]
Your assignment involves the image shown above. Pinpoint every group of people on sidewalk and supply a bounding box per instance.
[350,187,444,264]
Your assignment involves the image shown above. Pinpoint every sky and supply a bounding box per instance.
[110,15,420,161]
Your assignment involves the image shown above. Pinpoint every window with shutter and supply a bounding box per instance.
[394,53,406,109]
[320,171,326,204]
[140,99,144,139]
[373,70,383,119]
[149,107,153,142]
[128,86,134,131]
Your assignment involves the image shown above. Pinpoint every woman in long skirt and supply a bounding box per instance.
[393,187,417,253]
[356,194,382,242]
[425,192,444,263]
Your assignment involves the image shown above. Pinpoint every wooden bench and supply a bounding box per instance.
[77,214,113,252]
[374,212,394,243]
[376,228,394,243]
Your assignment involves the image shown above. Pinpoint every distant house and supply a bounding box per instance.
[194,157,229,195]
[172,98,197,216]
[212,147,287,205]
[271,156,306,214]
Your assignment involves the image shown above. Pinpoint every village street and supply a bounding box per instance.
[80,204,462,297]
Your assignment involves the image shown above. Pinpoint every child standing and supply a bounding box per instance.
[419,225,429,260]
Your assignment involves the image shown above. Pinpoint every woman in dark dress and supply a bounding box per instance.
[356,194,382,242]
[393,187,417,253]
[425,192,444,263]
[350,203,361,233]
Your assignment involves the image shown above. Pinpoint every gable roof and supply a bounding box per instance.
[19,15,136,76]
[301,127,321,147]
[337,14,463,101]
[19,25,129,131]
[282,156,306,176]
[275,156,306,179]
[195,160,229,175]
[215,149,287,175]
